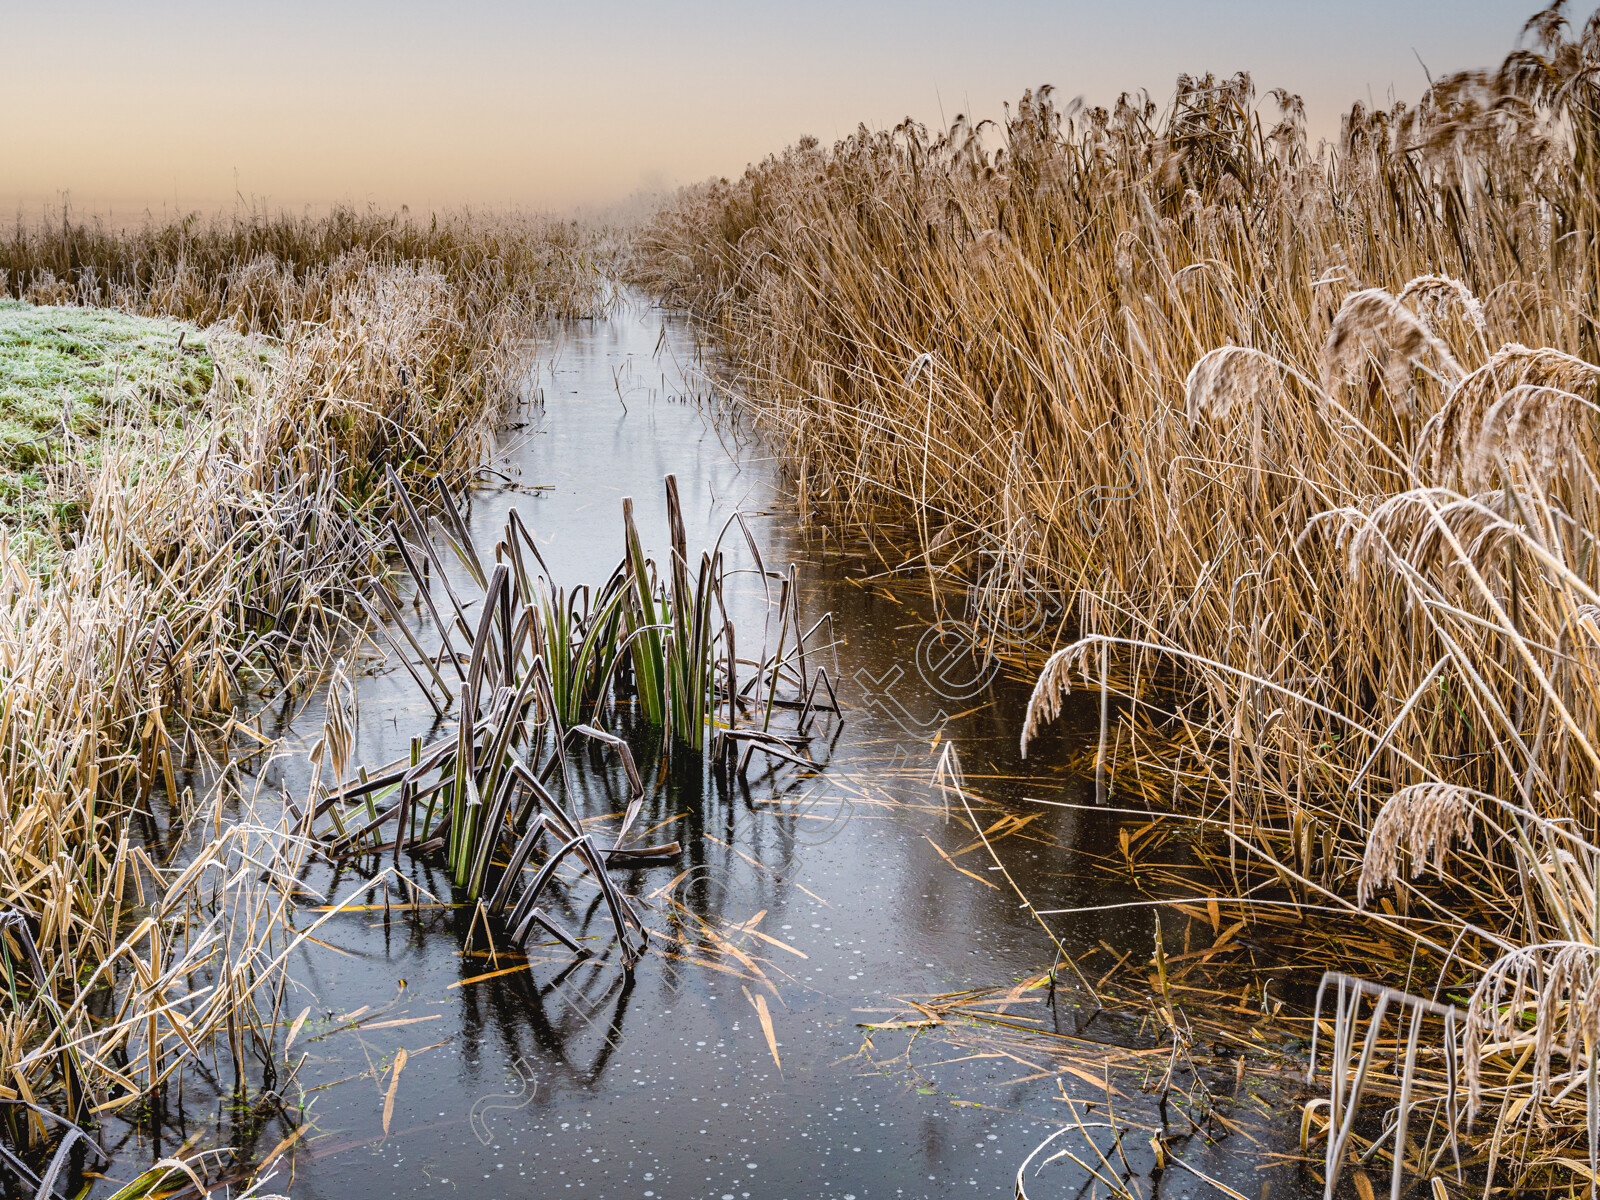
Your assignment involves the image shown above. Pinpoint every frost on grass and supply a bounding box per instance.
[0,300,215,557]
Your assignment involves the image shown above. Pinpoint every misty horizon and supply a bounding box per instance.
[4,0,1540,217]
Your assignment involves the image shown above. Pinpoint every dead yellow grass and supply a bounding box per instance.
[636,7,1600,1189]
[0,211,604,1147]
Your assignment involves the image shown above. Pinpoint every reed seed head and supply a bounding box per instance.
[1321,286,1463,409]
[1460,383,1577,490]
[1419,343,1600,483]
[1020,638,1096,758]
[1183,345,1286,426]
[1357,782,1476,906]
[1397,273,1487,332]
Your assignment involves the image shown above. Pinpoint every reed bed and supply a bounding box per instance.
[308,473,837,964]
[3,204,607,334]
[635,6,1600,1191]
[0,209,604,1172]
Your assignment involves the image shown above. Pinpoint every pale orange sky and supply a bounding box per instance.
[2,0,1544,218]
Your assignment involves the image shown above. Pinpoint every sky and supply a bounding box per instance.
[1,0,1548,219]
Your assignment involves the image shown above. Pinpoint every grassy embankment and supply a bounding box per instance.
[634,5,1600,1190]
[0,302,221,559]
[0,207,605,1160]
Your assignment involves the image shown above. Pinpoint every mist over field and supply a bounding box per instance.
[3,0,1534,213]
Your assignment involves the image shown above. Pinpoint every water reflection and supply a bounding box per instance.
[72,300,1310,1200]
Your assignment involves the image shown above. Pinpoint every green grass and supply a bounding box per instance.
[0,300,217,553]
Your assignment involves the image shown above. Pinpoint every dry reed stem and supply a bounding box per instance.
[633,12,1600,1186]
[0,212,602,1134]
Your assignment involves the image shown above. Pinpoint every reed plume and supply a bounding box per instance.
[1020,638,1096,758]
[1356,783,1477,906]
[1321,286,1463,407]
[1461,383,1578,489]
[1397,273,1488,333]
[1420,344,1600,484]
[1466,941,1600,1112]
[1182,344,1287,425]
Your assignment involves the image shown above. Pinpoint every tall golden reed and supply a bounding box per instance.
[636,6,1600,1186]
